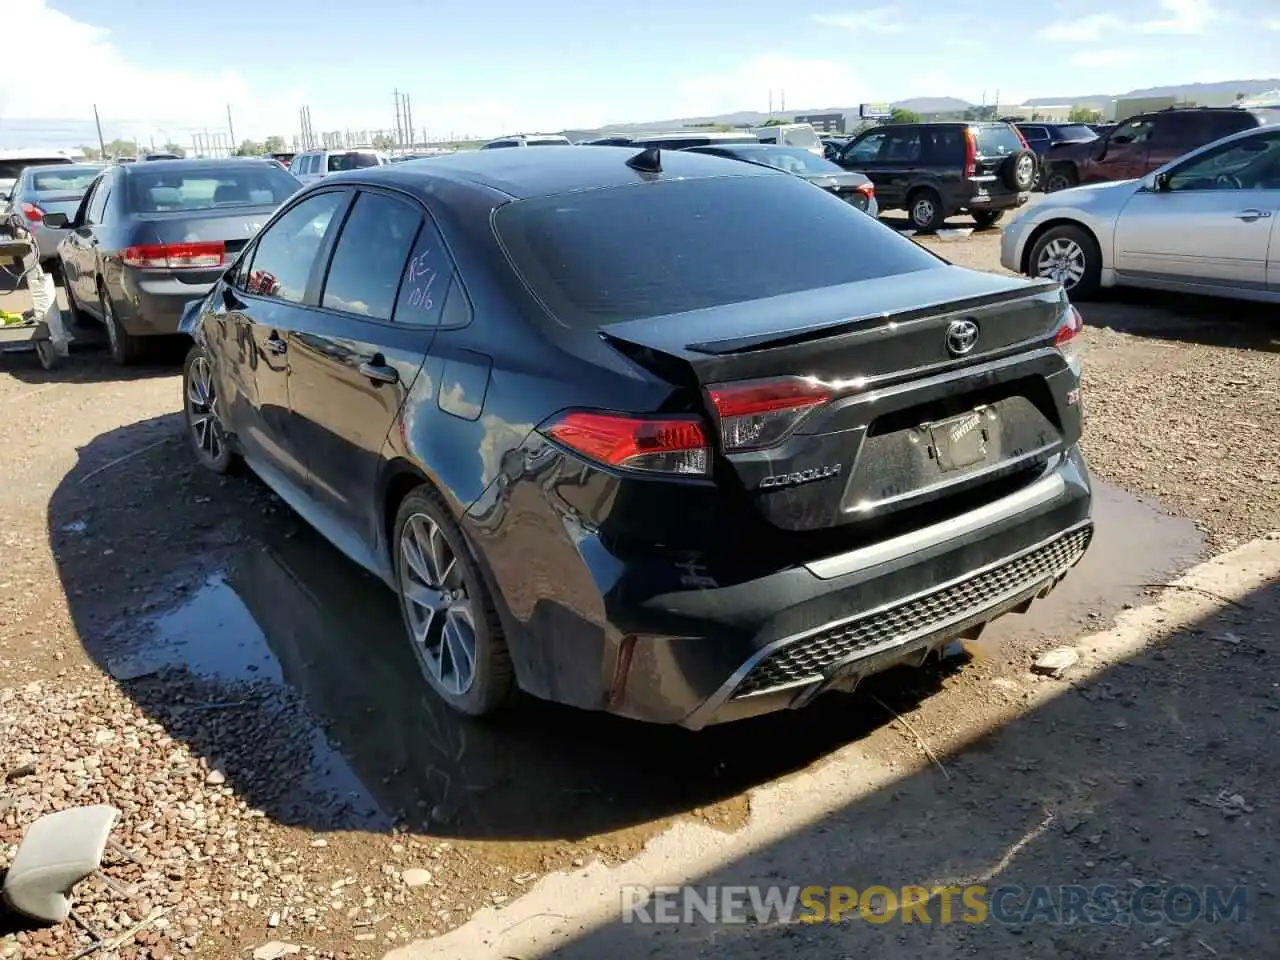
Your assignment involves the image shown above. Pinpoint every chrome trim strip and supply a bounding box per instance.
[809,470,1067,580]
[680,520,1092,730]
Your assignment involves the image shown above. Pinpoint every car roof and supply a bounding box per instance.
[337,145,783,200]
[117,157,280,174]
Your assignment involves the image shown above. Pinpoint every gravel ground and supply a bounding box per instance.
[1,232,1276,960]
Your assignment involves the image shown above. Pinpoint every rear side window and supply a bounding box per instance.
[923,128,964,163]
[1019,126,1050,144]
[321,192,421,320]
[1051,124,1096,141]
[1206,112,1255,140]
[394,216,460,327]
[125,164,300,212]
[976,125,1025,157]
[86,178,110,224]
[494,175,942,328]
[882,129,922,162]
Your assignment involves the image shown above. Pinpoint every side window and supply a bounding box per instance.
[86,177,112,224]
[1021,126,1049,144]
[883,129,922,162]
[321,192,421,320]
[1111,117,1156,146]
[1150,113,1203,148]
[74,177,103,224]
[845,132,886,163]
[394,215,460,327]
[923,128,963,163]
[245,191,346,303]
[1167,132,1280,191]
[289,155,304,175]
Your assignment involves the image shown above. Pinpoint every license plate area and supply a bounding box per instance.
[928,406,999,472]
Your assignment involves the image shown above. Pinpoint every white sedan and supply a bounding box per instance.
[1000,124,1280,302]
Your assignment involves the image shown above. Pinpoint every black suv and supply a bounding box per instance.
[835,122,1037,232]
[1041,106,1279,192]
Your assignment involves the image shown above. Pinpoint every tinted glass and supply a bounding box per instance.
[883,129,922,162]
[845,132,886,163]
[0,158,72,179]
[1168,131,1280,191]
[125,164,301,212]
[1050,124,1096,141]
[923,128,964,163]
[976,125,1024,156]
[29,166,101,193]
[1206,112,1255,139]
[328,152,380,172]
[321,192,421,320]
[495,176,942,328]
[736,147,842,174]
[394,217,459,327]
[244,191,345,303]
[86,179,110,223]
[1150,113,1205,147]
[526,138,572,146]
[1111,117,1156,145]
[1018,126,1049,143]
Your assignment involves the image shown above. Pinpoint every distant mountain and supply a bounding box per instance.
[1025,79,1280,107]
[890,97,972,114]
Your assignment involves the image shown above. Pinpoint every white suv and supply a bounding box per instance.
[288,149,386,185]
[480,134,572,149]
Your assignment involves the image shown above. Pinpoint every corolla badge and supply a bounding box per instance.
[944,319,979,357]
[758,464,842,490]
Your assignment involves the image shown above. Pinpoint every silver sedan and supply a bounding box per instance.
[1001,125,1280,302]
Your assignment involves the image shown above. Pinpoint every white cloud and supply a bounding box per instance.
[1136,0,1217,33]
[0,0,307,143]
[1262,17,1280,29]
[1037,13,1125,40]
[812,8,903,33]
[673,54,870,117]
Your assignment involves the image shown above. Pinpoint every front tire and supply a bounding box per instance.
[1028,224,1102,300]
[183,344,238,474]
[101,286,146,366]
[393,487,514,717]
[972,209,1004,230]
[907,189,946,233]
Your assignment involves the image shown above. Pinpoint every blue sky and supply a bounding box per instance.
[2,0,1278,143]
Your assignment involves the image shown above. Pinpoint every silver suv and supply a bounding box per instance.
[288,149,386,185]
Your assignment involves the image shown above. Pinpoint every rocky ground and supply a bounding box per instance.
[1,227,1276,960]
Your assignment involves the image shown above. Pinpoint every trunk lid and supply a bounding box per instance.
[601,267,1079,533]
[128,206,274,283]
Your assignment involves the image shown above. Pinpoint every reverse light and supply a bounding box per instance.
[708,377,833,452]
[543,411,711,476]
[21,203,45,223]
[122,241,225,269]
[1055,304,1084,371]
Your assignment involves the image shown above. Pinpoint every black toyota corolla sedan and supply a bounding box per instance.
[179,146,1093,728]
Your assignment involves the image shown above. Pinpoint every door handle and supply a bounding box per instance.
[264,334,287,355]
[1235,209,1271,221]
[359,359,399,384]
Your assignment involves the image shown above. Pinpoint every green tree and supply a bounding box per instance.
[162,142,186,157]
[105,138,139,158]
[371,132,395,150]
[760,118,786,126]
[887,108,922,125]
[263,135,286,153]
[78,145,102,160]
[1067,106,1102,123]
[236,140,265,156]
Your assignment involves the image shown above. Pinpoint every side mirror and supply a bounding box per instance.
[42,212,70,229]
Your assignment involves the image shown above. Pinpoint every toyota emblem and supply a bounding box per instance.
[945,319,979,357]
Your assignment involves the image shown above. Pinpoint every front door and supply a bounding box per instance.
[286,188,448,552]
[212,188,351,486]
[1089,116,1154,183]
[1114,131,1280,290]
[64,172,111,309]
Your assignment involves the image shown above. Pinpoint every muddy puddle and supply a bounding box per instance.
[92,482,1201,849]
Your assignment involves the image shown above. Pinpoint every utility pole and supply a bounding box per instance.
[404,94,413,149]
[768,90,773,115]
[781,89,786,113]
[227,104,237,152]
[393,89,403,151]
[92,104,107,159]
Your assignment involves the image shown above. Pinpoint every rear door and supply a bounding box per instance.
[63,170,113,309]
[285,187,443,550]
[837,129,887,175]
[1090,116,1155,182]
[870,126,922,208]
[212,188,351,488]
[1114,130,1280,289]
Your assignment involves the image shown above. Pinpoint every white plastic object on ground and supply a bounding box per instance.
[28,264,69,357]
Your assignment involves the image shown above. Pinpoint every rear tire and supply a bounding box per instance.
[393,486,514,717]
[1001,149,1038,192]
[972,210,1004,230]
[183,344,238,474]
[1043,165,1079,193]
[907,189,946,233]
[101,284,146,366]
[1027,224,1102,300]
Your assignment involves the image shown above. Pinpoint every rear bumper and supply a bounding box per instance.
[474,446,1093,728]
[963,189,1029,212]
[116,270,215,336]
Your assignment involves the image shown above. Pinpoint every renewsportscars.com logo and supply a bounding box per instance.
[621,884,1250,927]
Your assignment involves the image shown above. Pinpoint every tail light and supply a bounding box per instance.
[122,241,225,269]
[707,377,833,452]
[1014,126,1030,150]
[1055,304,1084,369]
[542,411,710,476]
[21,203,45,223]
[962,128,978,178]
[855,182,875,201]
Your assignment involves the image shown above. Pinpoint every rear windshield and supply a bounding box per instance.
[0,157,72,179]
[30,166,101,193]
[527,138,572,146]
[1051,124,1097,141]
[976,125,1026,157]
[125,164,301,212]
[328,152,380,172]
[495,175,942,327]
[743,147,841,174]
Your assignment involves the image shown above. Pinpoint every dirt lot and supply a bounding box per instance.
[1,231,1276,960]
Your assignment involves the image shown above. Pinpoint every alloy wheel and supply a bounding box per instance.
[1035,237,1086,289]
[102,296,120,356]
[1045,173,1072,193]
[399,513,477,696]
[1016,155,1035,185]
[186,354,225,462]
[912,197,935,228]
